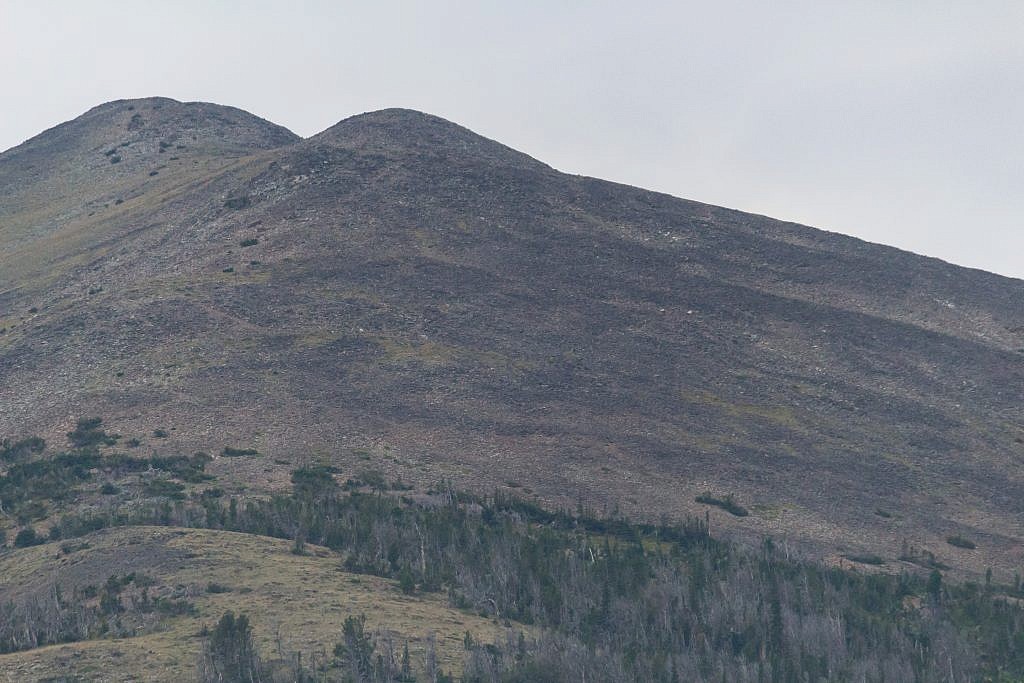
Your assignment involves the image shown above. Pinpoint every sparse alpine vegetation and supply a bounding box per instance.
[4,97,1022,587]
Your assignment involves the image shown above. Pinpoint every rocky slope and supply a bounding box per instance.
[1,97,1023,576]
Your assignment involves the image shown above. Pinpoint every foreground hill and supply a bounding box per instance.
[0,526,503,681]
[1,97,1023,581]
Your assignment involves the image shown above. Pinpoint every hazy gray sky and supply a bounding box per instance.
[2,1,1022,277]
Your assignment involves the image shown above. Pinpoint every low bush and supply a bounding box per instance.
[696,492,749,517]
[947,535,977,550]
[222,447,257,457]
[291,466,338,498]
[144,479,186,500]
[67,418,119,449]
[0,436,45,461]
[13,527,43,548]
[224,195,250,210]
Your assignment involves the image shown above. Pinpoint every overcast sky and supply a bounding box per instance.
[2,1,1022,278]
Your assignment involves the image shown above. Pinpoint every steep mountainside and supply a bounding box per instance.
[1,97,1023,577]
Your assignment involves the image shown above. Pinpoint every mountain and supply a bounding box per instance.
[2,96,1023,585]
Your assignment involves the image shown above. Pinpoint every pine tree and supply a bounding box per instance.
[201,611,263,682]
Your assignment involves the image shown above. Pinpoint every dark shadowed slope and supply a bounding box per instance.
[1,99,1023,576]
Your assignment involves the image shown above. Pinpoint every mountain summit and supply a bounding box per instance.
[1,98,1023,579]
[6,97,298,160]
[0,97,299,256]
[313,107,550,170]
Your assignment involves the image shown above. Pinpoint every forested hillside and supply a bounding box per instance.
[0,424,1022,681]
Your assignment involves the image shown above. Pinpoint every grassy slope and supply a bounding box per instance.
[0,526,519,682]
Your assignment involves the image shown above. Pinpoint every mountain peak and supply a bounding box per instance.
[311,108,549,170]
[0,98,301,255]
[1,97,299,163]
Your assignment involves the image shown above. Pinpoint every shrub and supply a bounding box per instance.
[399,567,416,595]
[100,482,120,495]
[144,479,186,500]
[150,453,213,482]
[291,466,338,498]
[224,195,250,210]
[153,597,196,616]
[67,418,119,449]
[13,527,42,548]
[899,548,950,570]
[357,469,387,491]
[928,570,943,600]
[0,436,45,461]
[239,238,259,247]
[696,493,749,517]
[947,535,977,550]
[15,500,46,524]
[222,447,258,457]
[60,541,89,555]
[100,588,122,615]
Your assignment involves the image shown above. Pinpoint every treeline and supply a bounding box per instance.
[42,469,1024,681]
[3,425,1024,680]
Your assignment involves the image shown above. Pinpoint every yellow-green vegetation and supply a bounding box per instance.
[0,526,519,682]
[680,389,801,430]
[748,502,788,521]
[376,336,510,369]
[373,337,458,366]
